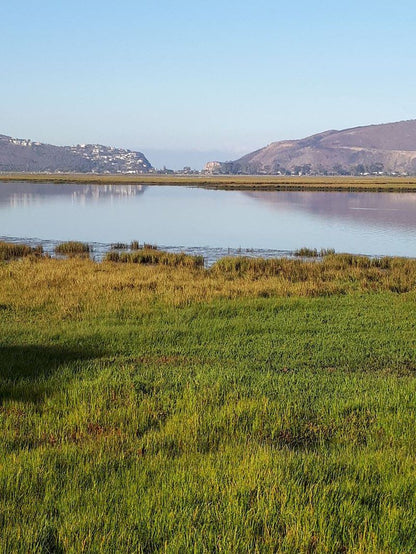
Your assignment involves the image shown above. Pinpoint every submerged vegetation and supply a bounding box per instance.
[1,245,416,551]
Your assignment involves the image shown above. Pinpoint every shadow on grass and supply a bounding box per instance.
[0,344,104,403]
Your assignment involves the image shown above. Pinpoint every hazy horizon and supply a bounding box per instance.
[142,148,247,171]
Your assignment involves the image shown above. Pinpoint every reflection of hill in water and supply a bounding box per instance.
[244,191,416,231]
[0,182,147,207]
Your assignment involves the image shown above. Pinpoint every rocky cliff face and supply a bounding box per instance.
[205,120,416,175]
[0,135,153,173]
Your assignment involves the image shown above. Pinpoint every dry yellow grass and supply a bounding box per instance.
[1,254,415,322]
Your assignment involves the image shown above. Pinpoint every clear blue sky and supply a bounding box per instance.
[2,1,416,168]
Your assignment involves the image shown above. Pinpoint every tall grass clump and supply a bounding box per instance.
[110,242,128,250]
[294,247,335,257]
[0,241,43,261]
[55,241,90,256]
[130,241,158,251]
[104,247,204,268]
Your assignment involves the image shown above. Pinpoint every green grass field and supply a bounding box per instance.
[1,253,416,552]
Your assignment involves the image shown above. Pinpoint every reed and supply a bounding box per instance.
[54,241,91,255]
[129,241,158,251]
[104,248,204,268]
[1,240,415,295]
[294,247,336,257]
[0,241,43,260]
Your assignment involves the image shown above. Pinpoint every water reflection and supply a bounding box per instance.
[1,182,416,258]
[0,182,145,207]
[244,191,416,232]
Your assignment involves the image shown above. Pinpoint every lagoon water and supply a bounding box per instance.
[1,182,416,260]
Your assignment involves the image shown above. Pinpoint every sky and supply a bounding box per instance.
[2,0,416,169]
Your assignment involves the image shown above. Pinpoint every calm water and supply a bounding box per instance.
[1,182,416,261]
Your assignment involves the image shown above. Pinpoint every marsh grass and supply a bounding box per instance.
[0,241,43,260]
[1,253,416,551]
[55,241,90,256]
[294,247,336,257]
[129,241,158,251]
[209,253,416,294]
[1,239,415,295]
[104,248,204,268]
[110,242,128,250]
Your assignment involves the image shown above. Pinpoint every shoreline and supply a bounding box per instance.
[2,172,416,191]
[2,237,414,266]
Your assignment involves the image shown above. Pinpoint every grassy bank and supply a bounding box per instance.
[1,254,416,552]
[2,172,416,191]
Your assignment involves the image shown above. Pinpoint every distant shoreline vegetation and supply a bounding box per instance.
[2,173,416,192]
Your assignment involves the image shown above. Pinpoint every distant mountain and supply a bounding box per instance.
[0,134,153,173]
[205,120,416,176]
